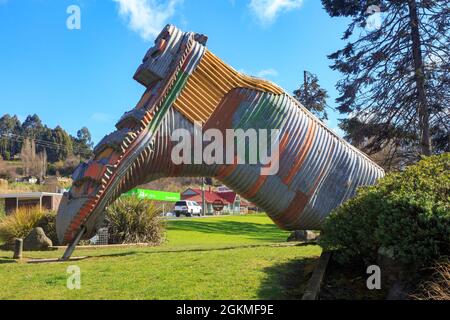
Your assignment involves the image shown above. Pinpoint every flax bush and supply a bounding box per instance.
[0,207,58,247]
[106,196,165,245]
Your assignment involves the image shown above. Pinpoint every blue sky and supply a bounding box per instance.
[0,0,351,143]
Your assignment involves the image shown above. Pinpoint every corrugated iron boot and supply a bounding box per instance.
[56,25,384,257]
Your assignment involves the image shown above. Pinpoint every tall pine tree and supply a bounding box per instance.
[322,0,449,168]
[293,71,330,121]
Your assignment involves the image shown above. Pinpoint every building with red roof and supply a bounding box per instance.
[181,186,250,214]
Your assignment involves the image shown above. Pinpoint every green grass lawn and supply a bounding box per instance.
[0,214,321,300]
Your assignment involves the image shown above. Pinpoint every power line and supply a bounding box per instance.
[0,133,93,156]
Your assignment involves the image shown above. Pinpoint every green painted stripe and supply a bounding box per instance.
[148,71,190,134]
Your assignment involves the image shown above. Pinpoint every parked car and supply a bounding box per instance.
[174,200,202,217]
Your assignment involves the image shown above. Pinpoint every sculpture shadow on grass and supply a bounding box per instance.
[257,257,318,300]
[168,220,288,242]
[94,251,141,259]
[0,258,16,264]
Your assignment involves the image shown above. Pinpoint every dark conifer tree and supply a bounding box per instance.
[293,71,330,121]
[322,0,449,167]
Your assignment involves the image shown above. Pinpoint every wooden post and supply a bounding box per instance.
[302,251,332,300]
[13,238,23,260]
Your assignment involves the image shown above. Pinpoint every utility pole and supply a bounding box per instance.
[304,70,308,101]
[201,177,206,216]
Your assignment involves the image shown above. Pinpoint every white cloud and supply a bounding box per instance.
[90,112,110,123]
[113,0,182,41]
[237,68,278,78]
[249,0,303,25]
[256,68,278,78]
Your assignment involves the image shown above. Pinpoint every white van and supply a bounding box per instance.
[174,200,202,217]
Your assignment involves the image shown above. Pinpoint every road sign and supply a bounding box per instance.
[212,199,225,211]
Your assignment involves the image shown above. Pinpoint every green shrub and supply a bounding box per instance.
[320,153,450,268]
[0,207,57,247]
[106,196,165,245]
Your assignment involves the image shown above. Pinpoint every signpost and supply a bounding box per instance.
[201,178,206,216]
[212,199,225,212]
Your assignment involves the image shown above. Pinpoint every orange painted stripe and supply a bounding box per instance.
[273,191,309,229]
[242,133,290,199]
[242,175,266,199]
[282,119,317,185]
[203,89,243,133]
[144,112,153,124]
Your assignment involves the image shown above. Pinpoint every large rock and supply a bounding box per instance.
[287,230,318,242]
[23,227,53,251]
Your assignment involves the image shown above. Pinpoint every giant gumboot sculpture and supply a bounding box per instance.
[56,25,384,259]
